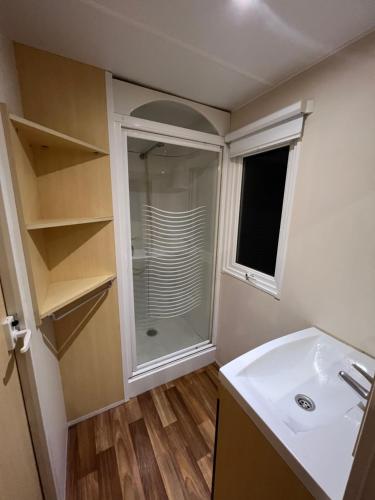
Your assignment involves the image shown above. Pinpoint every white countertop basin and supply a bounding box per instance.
[219,327,375,499]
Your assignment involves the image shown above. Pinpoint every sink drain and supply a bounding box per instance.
[295,394,316,412]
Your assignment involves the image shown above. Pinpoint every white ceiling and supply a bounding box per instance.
[1,0,375,110]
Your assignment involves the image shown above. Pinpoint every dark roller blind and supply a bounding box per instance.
[236,146,289,276]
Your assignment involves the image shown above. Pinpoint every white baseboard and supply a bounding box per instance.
[128,346,216,398]
[67,398,126,427]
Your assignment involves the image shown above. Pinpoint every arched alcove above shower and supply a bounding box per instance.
[131,100,218,134]
[112,78,230,136]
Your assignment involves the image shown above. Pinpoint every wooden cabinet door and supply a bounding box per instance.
[0,281,42,500]
[213,385,313,500]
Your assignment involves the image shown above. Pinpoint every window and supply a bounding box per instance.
[236,146,289,276]
[223,101,312,296]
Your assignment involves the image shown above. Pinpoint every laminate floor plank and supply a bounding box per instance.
[94,411,113,453]
[166,386,209,461]
[151,385,177,427]
[205,364,219,387]
[130,418,168,500]
[111,405,145,500]
[138,391,185,500]
[123,397,143,424]
[174,375,210,425]
[66,364,218,500]
[66,426,79,500]
[97,447,122,500]
[190,373,217,424]
[197,371,218,407]
[77,471,99,500]
[165,422,211,500]
[197,454,213,490]
[76,418,97,478]
[198,419,215,450]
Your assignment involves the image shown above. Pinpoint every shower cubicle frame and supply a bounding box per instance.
[107,76,229,398]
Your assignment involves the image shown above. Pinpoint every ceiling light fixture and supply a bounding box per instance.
[232,0,259,9]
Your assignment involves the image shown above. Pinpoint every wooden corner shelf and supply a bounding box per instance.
[26,216,113,231]
[39,274,116,319]
[9,114,109,155]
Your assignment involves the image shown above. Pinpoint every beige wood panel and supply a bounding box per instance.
[34,149,113,219]
[7,120,49,308]
[40,274,115,320]
[38,222,116,282]
[213,385,313,500]
[9,123,40,223]
[27,216,113,230]
[0,282,43,500]
[10,116,112,221]
[56,284,124,421]
[14,44,109,150]
[26,230,49,307]
[10,113,108,154]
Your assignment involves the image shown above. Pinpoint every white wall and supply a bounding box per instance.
[217,31,375,366]
[0,33,67,500]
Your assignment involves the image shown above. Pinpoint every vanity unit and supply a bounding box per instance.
[213,384,313,499]
[213,328,375,499]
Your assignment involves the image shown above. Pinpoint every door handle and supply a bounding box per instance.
[2,315,31,353]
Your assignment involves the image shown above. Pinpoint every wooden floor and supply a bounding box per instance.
[66,364,219,499]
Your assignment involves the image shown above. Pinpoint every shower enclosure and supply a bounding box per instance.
[127,135,220,368]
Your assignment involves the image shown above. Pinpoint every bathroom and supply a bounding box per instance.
[0,1,374,499]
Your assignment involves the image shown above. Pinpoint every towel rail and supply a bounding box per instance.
[50,280,113,321]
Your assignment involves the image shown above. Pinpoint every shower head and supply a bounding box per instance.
[140,142,164,159]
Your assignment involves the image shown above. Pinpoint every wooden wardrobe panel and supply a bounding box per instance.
[57,284,124,421]
[14,44,109,150]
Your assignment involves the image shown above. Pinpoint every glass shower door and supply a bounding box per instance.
[127,136,220,367]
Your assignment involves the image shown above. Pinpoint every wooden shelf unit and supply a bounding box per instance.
[26,216,113,231]
[10,114,109,155]
[9,44,124,422]
[4,105,116,323]
[39,274,116,319]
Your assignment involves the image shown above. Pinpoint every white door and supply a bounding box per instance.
[0,279,42,500]
[121,128,222,375]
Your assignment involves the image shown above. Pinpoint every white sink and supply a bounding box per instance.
[220,327,375,500]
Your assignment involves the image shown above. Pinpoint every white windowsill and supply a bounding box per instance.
[222,264,280,298]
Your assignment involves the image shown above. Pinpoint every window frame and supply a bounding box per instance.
[222,139,301,298]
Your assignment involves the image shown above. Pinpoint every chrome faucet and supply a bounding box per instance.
[338,363,374,400]
[352,362,374,384]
